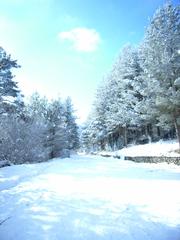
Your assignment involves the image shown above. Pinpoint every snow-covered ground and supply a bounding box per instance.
[0,155,180,240]
[100,140,180,157]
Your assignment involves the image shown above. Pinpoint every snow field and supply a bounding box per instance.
[0,155,180,240]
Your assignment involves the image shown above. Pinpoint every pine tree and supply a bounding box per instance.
[26,92,49,122]
[80,123,91,152]
[0,47,23,115]
[46,98,67,158]
[104,46,143,146]
[141,2,180,149]
[64,97,79,150]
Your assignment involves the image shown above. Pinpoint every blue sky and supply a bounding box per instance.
[0,0,178,122]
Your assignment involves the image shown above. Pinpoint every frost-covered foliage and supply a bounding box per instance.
[0,47,23,115]
[46,98,68,158]
[26,94,80,160]
[0,115,48,164]
[140,2,180,147]
[64,97,80,150]
[0,49,79,165]
[82,2,180,152]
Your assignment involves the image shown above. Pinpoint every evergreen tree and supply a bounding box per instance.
[0,47,23,114]
[104,46,143,146]
[141,2,180,148]
[80,123,91,152]
[46,98,67,158]
[64,97,79,150]
[26,92,49,122]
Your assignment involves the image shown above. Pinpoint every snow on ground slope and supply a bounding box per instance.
[100,140,180,157]
[0,155,180,240]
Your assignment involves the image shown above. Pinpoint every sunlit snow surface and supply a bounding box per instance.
[0,155,180,240]
[100,140,180,157]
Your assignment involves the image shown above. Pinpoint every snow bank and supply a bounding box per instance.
[100,140,180,158]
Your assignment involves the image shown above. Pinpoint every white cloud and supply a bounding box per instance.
[59,27,101,52]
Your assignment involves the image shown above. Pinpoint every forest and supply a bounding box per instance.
[81,3,180,152]
[0,46,79,164]
[0,3,180,166]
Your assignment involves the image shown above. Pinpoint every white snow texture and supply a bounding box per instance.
[0,153,180,240]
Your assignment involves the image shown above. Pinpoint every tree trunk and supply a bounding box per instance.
[49,126,55,159]
[174,117,180,151]
[124,126,127,147]
[100,140,105,150]
[157,126,161,137]
[145,124,152,143]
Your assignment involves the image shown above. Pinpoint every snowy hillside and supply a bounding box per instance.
[0,155,180,240]
[99,140,180,158]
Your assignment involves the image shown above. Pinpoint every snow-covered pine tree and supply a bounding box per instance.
[83,45,144,151]
[26,92,49,122]
[105,45,143,147]
[88,81,109,150]
[141,2,180,149]
[80,122,91,152]
[0,47,23,115]
[64,97,79,150]
[46,98,67,158]
[24,92,50,160]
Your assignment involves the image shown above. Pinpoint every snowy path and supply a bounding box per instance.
[0,155,180,240]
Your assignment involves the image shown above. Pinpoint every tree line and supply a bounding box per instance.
[0,47,79,165]
[81,2,180,152]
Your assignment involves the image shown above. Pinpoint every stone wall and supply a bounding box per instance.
[124,156,180,165]
[99,153,180,165]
